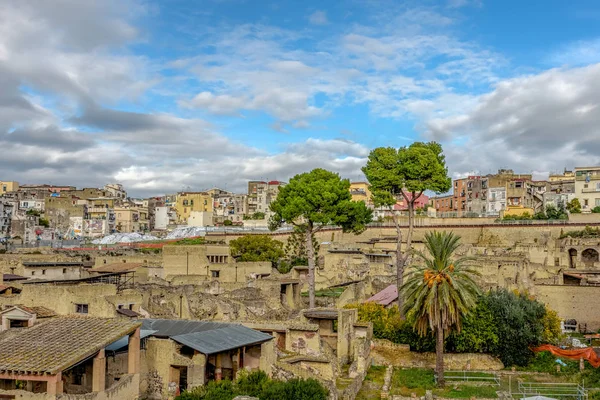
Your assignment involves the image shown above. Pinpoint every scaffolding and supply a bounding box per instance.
[517,381,588,400]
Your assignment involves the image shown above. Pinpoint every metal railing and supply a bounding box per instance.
[517,381,588,400]
[440,371,500,386]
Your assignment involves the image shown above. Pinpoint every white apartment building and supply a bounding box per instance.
[574,167,600,212]
[486,187,506,216]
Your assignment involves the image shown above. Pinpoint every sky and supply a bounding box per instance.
[2,0,600,196]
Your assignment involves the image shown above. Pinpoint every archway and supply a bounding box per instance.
[582,248,599,267]
[568,249,577,269]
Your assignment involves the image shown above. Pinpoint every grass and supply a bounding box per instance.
[300,287,346,298]
[172,237,206,245]
[356,366,386,400]
[390,368,500,398]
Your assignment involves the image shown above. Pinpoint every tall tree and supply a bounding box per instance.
[362,142,451,312]
[269,169,372,308]
[230,235,285,268]
[401,231,480,387]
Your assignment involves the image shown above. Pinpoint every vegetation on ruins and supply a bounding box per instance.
[229,235,285,268]
[401,231,481,386]
[243,211,266,220]
[567,198,582,213]
[362,142,451,312]
[269,168,372,308]
[348,288,562,368]
[560,225,600,238]
[176,370,328,400]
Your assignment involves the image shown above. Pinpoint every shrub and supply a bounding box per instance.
[567,198,582,213]
[176,371,328,400]
[592,206,600,213]
[223,219,233,226]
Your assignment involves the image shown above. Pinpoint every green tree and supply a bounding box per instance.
[542,306,563,345]
[229,235,285,268]
[362,142,451,313]
[269,169,372,308]
[447,298,499,353]
[567,198,582,213]
[401,231,480,386]
[284,228,320,267]
[39,217,50,228]
[484,289,546,367]
[591,206,600,213]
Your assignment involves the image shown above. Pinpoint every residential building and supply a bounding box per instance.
[103,183,127,200]
[394,192,429,211]
[213,191,247,224]
[487,187,506,216]
[453,178,468,213]
[175,192,213,224]
[465,176,488,214]
[188,211,214,227]
[45,195,87,232]
[115,207,150,232]
[349,182,372,206]
[247,180,286,216]
[0,200,13,237]
[0,181,19,194]
[549,170,575,182]
[574,167,600,212]
[153,205,175,230]
[18,199,44,211]
[430,194,453,215]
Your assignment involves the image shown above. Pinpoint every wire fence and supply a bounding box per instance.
[517,381,588,400]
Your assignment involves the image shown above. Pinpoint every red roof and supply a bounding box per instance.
[268,180,283,185]
[366,284,398,306]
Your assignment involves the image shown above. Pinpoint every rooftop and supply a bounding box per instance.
[22,261,86,267]
[90,263,144,274]
[141,319,273,355]
[366,284,398,306]
[303,309,339,320]
[0,317,140,374]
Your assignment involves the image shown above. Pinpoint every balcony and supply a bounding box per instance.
[581,188,600,193]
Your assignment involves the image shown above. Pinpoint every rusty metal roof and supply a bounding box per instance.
[365,284,398,306]
[0,317,140,374]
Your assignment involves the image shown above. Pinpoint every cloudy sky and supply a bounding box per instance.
[2,0,600,196]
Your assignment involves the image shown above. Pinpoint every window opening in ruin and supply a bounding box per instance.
[568,249,577,269]
[211,270,220,278]
[75,304,89,314]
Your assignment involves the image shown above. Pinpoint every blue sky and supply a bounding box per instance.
[2,0,600,195]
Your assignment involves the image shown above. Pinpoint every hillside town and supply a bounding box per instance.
[1,166,599,245]
[1,159,600,400]
[3,1,600,400]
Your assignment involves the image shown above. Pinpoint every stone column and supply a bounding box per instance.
[128,327,141,374]
[92,349,106,392]
[47,373,62,395]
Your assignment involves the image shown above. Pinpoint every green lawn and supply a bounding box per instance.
[390,368,499,398]
[300,287,346,298]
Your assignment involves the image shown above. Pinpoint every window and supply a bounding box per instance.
[75,304,89,314]
[129,304,134,310]
[584,184,589,189]
[585,199,589,206]
[211,270,220,278]
[31,271,35,276]
[63,268,67,274]
[190,200,194,206]
[515,182,522,188]
[596,199,600,207]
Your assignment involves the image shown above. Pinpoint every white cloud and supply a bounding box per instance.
[309,10,328,25]
[422,64,600,176]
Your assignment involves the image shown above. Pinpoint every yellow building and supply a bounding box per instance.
[0,181,19,194]
[115,207,149,232]
[175,192,213,223]
[549,170,574,182]
[349,182,372,205]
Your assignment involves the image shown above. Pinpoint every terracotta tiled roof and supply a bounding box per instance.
[15,305,57,318]
[0,317,140,374]
[90,263,143,273]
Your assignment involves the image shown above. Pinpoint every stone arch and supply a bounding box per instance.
[568,248,577,269]
[582,248,599,267]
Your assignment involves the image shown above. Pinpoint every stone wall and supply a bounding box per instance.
[371,340,504,370]
[535,285,600,331]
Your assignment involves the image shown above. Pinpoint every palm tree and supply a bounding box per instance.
[401,231,480,387]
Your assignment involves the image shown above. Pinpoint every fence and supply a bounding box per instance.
[517,381,588,400]
[438,371,500,386]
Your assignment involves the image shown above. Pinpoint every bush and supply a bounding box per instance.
[176,371,328,400]
[592,206,600,213]
[560,226,600,239]
[223,219,233,226]
[567,198,582,213]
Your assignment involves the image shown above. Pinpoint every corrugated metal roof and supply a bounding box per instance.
[140,319,233,337]
[2,274,27,281]
[106,329,157,352]
[171,325,273,355]
[117,308,141,317]
[366,284,398,306]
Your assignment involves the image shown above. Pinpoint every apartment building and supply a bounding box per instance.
[0,200,13,237]
[247,180,286,216]
[115,207,150,232]
[0,181,19,194]
[574,167,600,212]
[349,182,372,206]
[431,194,454,215]
[175,192,213,223]
[213,191,248,224]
